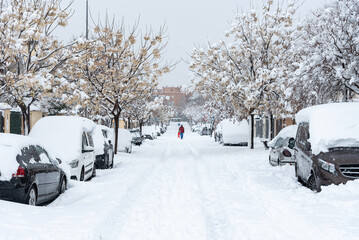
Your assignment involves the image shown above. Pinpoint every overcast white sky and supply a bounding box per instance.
[57,0,330,87]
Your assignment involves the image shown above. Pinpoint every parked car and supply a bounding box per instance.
[291,102,359,192]
[0,133,67,206]
[268,125,298,166]
[29,116,96,181]
[200,126,212,136]
[220,119,249,146]
[142,126,156,140]
[117,128,133,153]
[93,125,114,169]
[130,129,143,146]
[214,123,223,143]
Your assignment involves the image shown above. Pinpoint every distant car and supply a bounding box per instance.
[29,116,96,181]
[292,102,359,192]
[130,129,143,146]
[0,133,67,206]
[93,125,114,169]
[142,126,157,140]
[117,128,133,153]
[220,119,249,146]
[268,125,298,166]
[200,126,212,136]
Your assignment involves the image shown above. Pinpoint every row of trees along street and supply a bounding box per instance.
[0,0,174,153]
[186,0,359,148]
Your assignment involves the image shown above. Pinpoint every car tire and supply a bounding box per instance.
[60,178,67,194]
[307,174,320,192]
[26,186,37,206]
[80,167,85,181]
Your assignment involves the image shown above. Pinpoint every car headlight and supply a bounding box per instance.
[70,159,79,168]
[318,159,337,175]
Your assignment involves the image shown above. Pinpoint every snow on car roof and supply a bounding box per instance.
[29,116,96,162]
[0,133,38,180]
[296,102,359,154]
[268,125,298,147]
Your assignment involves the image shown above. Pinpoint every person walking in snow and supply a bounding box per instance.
[179,125,185,139]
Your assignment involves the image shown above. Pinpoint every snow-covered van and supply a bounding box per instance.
[93,125,114,169]
[291,102,359,191]
[29,116,96,181]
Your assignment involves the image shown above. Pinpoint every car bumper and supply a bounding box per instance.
[0,180,28,204]
[317,168,350,187]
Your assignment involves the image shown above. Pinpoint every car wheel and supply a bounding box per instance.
[60,178,67,194]
[80,167,85,181]
[307,174,320,192]
[27,187,37,206]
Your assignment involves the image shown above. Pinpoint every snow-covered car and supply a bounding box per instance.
[0,133,67,206]
[130,129,143,146]
[93,125,114,169]
[268,125,298,166]
[214,123,223,143]
[292,102,359,192]
[199,125,212,136]
[142,126,157,140]
[220,119,249,146]
[117,128,133,153]
[29,116,96,181]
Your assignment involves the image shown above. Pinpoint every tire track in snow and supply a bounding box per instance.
[186,142,232,240]
[92,141,172,240]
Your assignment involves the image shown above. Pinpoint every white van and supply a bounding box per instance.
[29,116,96,181]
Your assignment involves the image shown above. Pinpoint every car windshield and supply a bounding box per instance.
[274,138,285,148]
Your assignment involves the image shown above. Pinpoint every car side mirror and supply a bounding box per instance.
[288,138,295,149]
[82,146,94,153]
[56,158,62,164]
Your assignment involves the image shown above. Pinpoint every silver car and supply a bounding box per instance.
[268,125,297,166]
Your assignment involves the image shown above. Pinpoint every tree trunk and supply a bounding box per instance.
[17,101,31,135]
[139,119,143,136]
[127,117,131,129]
[250,114,254,149]
[269,113,274,140]
[113,113,120,154]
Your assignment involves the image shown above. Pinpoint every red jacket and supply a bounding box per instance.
[179,126,185,133]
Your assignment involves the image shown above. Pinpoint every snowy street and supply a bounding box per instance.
[1,123,359,240]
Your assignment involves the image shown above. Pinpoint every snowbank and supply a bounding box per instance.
[296,102,359,154]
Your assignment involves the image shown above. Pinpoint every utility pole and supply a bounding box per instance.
[86,0,89,39]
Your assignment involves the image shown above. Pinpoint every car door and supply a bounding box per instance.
[35,146,60,196]
[295,123,312,181]
[27,146,47,201]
